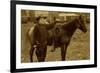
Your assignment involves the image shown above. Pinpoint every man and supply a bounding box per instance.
[33,16,49,62]
[30,15,57,62]
[33,16,49,44]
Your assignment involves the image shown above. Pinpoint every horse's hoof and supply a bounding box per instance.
[30,60,33,62]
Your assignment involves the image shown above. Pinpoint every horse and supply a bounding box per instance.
[51,15,87,61]
[27,17,56,62]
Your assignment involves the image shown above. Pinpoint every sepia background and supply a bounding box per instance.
[21,10,90,63]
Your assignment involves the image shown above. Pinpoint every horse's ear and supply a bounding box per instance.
[79,14,84,19]
[79,15,82,19]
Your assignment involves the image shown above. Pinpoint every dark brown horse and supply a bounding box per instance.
[51,15,87,60]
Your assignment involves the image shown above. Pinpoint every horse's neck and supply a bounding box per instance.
[62,19,77,37]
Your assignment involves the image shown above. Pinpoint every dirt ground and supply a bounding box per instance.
[21,21,90,63]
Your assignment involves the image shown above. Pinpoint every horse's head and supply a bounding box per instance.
[76,15,87,33]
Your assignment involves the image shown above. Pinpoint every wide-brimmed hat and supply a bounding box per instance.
[36,16,47,21]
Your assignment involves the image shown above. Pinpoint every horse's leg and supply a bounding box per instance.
[30,45,35,62]
[42,46,47,61]
[35,45,41,62]
[61,44,65,61]
[51,43,56,52]
[51,37,56,52]
[61,43,69,61]
[36,45,47,62]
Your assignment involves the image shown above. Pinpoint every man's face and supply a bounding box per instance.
[38,17,49,25]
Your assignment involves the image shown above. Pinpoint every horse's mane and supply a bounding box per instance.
[61,18,78,29]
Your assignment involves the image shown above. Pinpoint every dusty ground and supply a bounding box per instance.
[21,22,90,63]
